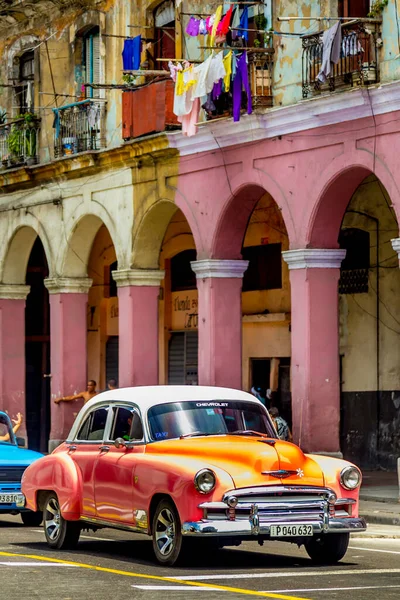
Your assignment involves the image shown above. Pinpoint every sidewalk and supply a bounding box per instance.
[359,470,400,527]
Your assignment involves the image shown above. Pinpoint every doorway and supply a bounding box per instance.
[25,237,50,452]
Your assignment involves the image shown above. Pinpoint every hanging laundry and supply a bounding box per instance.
[238,7,249,41]
[317,22,342,83]
[231,7,240,40]
[218,6,233,36]
[210,5,223,46]
[199,19,208,35]
[212,79,223,100]
[223,51,232,92]
[122,35,142,70]
[193,51,226,98]
[186,16,200,37]
[179,97,200,137]
[206,14,215,35]
[342,31,362,57]
[232,52,252,122]
[168,60,182,82]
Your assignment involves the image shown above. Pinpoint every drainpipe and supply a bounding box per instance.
[346,210,379,465]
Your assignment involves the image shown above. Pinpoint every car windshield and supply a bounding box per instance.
[147,400,276,441]
[0,414,14,445]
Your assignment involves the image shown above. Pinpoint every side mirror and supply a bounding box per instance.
[114,437,127,449]
[16,437,26,447]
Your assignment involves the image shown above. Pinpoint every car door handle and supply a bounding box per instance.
[67,445,77,453]
[99,445,110,453]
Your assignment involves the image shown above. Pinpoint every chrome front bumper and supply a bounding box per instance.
[182,516,367,536]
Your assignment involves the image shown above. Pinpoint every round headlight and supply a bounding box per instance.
[340,466,362,490]
[194,469,216,494]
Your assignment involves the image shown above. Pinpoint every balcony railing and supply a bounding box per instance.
[53,99,106,158]
[0,115,40,169]
[302,20,381,99]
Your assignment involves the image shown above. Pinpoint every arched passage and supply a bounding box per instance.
[337,175,400,469]
[25,237,50,452]
[158,208,197,385]
[1,226,52,451]
[132,200,179,269]
[301,166,400,465]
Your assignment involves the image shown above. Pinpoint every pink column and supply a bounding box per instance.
[282,249,346,455]
[191,260,248,390]
[0,285,30,441]
[44,278,92,451]
[113,269,164,387]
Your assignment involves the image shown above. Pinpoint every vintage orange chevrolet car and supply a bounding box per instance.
[22,386,366,565]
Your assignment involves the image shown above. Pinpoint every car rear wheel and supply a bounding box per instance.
[21,511,43,527]
[43,493,80,550]
[152,499,182,566]
[305,532,350,564]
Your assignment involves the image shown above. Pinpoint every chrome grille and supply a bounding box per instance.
[204,486,333,522]
[0,467,26,483]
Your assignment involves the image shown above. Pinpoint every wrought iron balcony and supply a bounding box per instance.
[302,19,381,99]
[0,115,40,169]
[53,99,106,158]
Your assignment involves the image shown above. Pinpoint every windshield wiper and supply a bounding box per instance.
[180,431,222,439]
[231,430,268,438]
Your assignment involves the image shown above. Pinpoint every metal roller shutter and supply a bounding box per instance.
[106,336,119,385]
[168,331,198,385]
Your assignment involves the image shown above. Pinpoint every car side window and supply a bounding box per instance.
[110,407,144,442]
[76,408,109,441]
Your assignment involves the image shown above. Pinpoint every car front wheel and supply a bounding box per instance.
[21,511,43,527]
[152,499,182,566]
[43,493,80,550]
[305,532,350,564]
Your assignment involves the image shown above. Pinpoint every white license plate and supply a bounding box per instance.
[270,524,313,537]
[0,494,19,504]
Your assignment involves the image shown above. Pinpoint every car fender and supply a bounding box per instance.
[307,453,361,514]
[22,453,83,519]
[134,454,235,525]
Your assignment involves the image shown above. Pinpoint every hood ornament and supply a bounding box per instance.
[262,469,305,479]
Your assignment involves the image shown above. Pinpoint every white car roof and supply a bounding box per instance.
[67,385,261,440]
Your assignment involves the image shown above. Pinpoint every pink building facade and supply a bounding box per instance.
[1,82,399,468]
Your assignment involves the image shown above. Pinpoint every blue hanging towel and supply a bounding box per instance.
[239,7,248,41]
[122,35,142,70]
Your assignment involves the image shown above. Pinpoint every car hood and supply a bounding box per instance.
[0,443,43,466]
[146,436,324,488]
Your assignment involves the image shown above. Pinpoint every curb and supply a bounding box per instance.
[361,512,400,527]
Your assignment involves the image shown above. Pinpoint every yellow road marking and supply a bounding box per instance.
[0,551,310,600]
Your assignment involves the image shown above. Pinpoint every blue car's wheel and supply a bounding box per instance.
[43,493,80,550]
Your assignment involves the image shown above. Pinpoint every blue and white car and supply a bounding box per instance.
[0,410,43,525]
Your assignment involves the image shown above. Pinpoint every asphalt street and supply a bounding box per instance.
[1,515,399,600]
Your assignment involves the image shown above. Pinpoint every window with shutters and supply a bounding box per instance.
[15,51,34,114]
[338,0,370,17]
[83,26,100,98]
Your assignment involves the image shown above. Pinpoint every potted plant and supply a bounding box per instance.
[7,112,37,165]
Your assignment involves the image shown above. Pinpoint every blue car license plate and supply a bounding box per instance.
[0,493,19,503]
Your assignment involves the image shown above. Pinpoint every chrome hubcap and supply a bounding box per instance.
[155,508,175,556]
[45,498,61,541]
